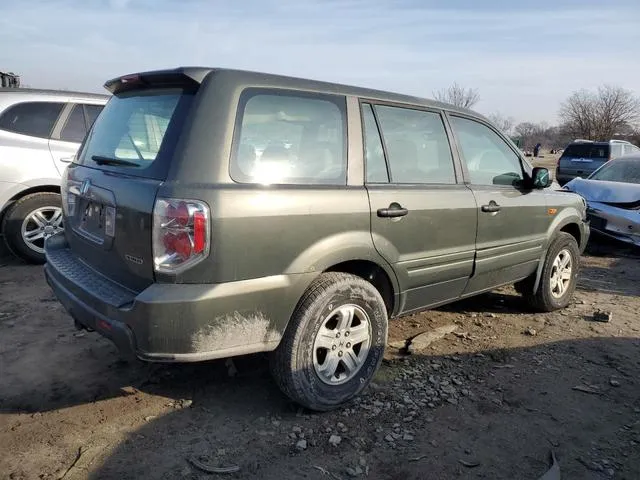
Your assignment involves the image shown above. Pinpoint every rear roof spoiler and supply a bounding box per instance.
[104,67,214,94]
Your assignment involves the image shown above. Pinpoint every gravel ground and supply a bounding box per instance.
[0,237,639,480]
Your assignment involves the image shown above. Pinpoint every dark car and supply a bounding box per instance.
[556,139,640,186]
[44,67,589,410]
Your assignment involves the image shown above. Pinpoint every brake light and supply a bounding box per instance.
[60,171,77,217]
[152,198,210,273]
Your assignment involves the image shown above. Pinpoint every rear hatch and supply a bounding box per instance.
[61,73,198,291]
[558,143,609,178]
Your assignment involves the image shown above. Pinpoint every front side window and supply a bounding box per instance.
[374,105,456,184]
[450,116,523,186]
[0,101,64,138]
[231,91,347,185]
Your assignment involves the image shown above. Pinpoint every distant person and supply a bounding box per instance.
[533,143,541,157]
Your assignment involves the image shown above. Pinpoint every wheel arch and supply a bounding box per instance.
[1,185,61,228]
[283,231,401,317]
[324,259,398,317]
[532,214,584,294]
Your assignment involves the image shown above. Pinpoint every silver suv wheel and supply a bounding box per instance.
[21,206,64,254]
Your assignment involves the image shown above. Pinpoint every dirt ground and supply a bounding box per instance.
[1,218,639,478]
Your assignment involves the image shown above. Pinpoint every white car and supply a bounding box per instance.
[0,88,109,263]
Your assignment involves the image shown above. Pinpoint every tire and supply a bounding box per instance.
[523,232,580,312]
[1,192,63,264]
[270,272,388,411]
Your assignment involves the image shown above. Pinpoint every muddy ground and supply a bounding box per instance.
[1,235,639,480]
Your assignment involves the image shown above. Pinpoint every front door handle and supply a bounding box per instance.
[377,203,409,218]
[481,202,501,213]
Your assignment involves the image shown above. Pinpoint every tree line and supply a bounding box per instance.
[433,83,640,150]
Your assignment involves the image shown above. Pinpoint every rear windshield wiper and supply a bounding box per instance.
[91,155,140,167]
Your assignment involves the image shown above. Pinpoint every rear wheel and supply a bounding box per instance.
[522,232,580,312]
[270,273,388,411]
[2,192,63,264]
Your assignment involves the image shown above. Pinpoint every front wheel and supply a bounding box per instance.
[2,192,64,264]
[270,273,388,411]
[523,232,580,312]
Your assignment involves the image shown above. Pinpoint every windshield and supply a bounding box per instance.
[562,144,609,159]
[589,158,640,184]
[77,88,193,179]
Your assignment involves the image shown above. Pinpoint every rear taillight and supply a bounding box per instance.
[60,172,76,217]
[152,198,210,273]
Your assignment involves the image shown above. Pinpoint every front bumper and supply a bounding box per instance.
[587,202,640,247]
[44,234,315,362]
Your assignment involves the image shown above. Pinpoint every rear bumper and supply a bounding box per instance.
[44,234,315,362]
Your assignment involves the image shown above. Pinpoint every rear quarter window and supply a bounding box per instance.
[0,101,64,138]
[230,89,347,185]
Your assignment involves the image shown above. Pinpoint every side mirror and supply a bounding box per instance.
[531,167,551,189]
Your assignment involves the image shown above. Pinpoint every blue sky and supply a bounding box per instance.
[1,0,639,124]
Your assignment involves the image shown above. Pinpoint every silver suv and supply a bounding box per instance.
[0,88,109,263]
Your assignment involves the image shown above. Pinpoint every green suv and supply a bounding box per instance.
[44,67,589,411]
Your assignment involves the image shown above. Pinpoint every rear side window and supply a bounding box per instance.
[361,104,388,183]
[83,104,103,128]
[78,88,192,179]
[60,105,87,143]
[0,101,64,138]
[372,105,456,184]
[231,90,347,185]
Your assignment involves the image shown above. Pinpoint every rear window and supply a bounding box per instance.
[562,143,609,159]
[230,89,347,185]
[77,88,193,179]
[0,101,64,138]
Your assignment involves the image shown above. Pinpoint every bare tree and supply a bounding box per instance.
[433,82,480,109]
[487,112,515,135]
[559,85,640,140]
[514,122,538,148]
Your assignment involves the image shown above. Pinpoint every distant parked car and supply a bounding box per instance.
[0,88,109,263]
[563,155,639,247]
[556,139,640,186]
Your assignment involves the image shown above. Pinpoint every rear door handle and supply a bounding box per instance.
[481,202,501,213]
[377,203,409,218]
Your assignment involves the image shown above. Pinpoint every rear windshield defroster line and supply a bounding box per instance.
[77,87,195,180]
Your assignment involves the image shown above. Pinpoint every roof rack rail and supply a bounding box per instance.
[573,138,593,143]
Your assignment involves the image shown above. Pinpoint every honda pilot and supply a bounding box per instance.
[45,67,590,411]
